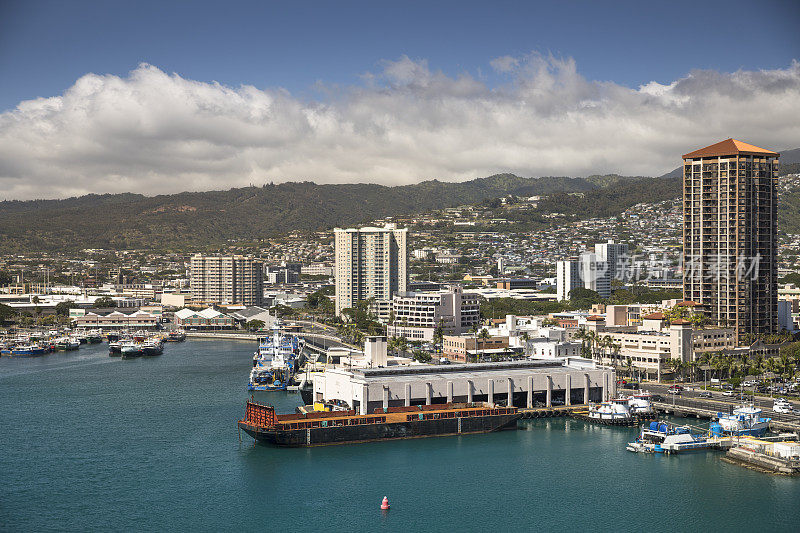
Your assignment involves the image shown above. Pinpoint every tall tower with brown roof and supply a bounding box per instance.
[682,139,779,342]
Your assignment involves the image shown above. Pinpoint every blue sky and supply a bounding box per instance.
[2,0,798,111]
[1,0,799,199]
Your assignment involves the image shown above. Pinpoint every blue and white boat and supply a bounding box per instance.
[10,343,49,356]
[713,404,770,437]
[248,322,304,391]
[627,421,711,453]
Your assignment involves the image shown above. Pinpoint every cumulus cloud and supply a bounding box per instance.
[1,55,799,200]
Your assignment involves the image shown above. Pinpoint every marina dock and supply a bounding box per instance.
[653,399,800,433]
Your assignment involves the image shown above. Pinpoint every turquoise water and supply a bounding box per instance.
[2,339,799,532]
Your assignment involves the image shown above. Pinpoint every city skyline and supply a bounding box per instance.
[1,1,799,200]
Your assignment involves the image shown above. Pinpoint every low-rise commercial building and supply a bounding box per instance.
[70,309,160,330]
[174,307,235,329]
[442,334,510,362]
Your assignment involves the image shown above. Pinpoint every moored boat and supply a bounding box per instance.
[55,337,80,351]
[588,398,633,422]
[627,421,712,454]
[141,339,163,356]
[164,330,186,342]
[87,330,103,344]
[714,404,770,437]
[627,391,656,419]
[121,342,143,358]
[10,343,49,356]
[238,401,521,447]
[108,341,123,356]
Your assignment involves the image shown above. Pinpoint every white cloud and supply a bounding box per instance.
[490,55,518,73]
[1,56,799,200]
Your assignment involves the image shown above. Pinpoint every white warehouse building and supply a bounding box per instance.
[311,360,615,415]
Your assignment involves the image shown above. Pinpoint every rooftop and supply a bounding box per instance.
[682,138,778,159]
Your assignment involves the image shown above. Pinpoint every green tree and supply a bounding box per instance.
[412,350,432,363]
[568,287,602,307]
[0,303,16,323]
[93,296,116,308]
[54,300,75,316]
[246,319,265,331]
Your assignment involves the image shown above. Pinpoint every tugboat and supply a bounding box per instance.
[714,404,771,437]
[627,391,656,419]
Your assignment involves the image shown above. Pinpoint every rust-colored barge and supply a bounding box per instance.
[238,401,521,447]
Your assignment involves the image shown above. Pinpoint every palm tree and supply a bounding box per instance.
[623,357,633,380]
[574,329,590,359]
[585,330,599,362]
[477,328,491,363]
[396,336,408,358]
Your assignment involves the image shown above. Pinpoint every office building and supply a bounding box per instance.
[557,252,610,301]
[682,139,779,341]
[387,286,480,341]
[190,254,264,306]
[334,224,408,317]
[595,240,629,282]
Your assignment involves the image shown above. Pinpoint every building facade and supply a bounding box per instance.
[682,139,779,341]
[442,335,510,362]
[595,240,629,281]
[190,255,263,306]
[557,252,611,301]
[387,287,480,341]
[334,224,408,317]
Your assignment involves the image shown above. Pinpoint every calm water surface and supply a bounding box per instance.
[2,339,799,532]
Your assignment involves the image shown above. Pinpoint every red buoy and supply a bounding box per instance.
[380,496,390,510]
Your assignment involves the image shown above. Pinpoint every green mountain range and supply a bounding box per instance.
[1,148,799,253]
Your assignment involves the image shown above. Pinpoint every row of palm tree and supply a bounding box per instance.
[660,349,800,388]
[573,329,621,366]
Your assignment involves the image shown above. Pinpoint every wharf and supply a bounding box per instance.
[725,447,800,475]
[518,405,650,426]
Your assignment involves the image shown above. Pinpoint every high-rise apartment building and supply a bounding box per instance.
[334,224,408,317]
[190,254,264,306]
[595,239,629,281]
[682,139,779,341]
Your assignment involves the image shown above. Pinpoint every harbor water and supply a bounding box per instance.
[2,339,800,532]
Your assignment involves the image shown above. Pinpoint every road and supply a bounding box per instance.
[627,383,800,426]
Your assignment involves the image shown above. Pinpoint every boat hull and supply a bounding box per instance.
[239,412,521,447]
